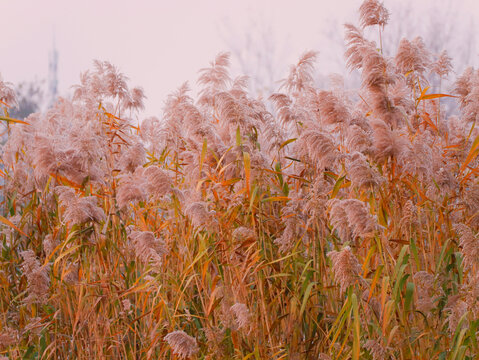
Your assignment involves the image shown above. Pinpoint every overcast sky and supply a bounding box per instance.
[1,0,478,117]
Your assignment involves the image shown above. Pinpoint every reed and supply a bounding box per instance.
[0,1,478,358]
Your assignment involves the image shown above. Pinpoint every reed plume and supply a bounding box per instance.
[359,0,390,29]
[128,230,168,268]
[20,250,50,305]
[56,186,105,225]
[164,330,199,359]
[328,246,363,294]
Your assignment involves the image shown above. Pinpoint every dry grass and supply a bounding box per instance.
[0,1,478,359]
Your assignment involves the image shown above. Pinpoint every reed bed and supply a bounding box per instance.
[0,1,478,358]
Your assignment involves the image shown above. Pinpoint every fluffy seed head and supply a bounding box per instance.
[455,224,479,270]
[317,90,350,125]
[0,74,18,108]
[328,246,363,294]
[432,50,453,78]
[395,37,430,75]
[296,127,340,170]
[118,143,146,173]
[281,51,318,94]
[164,330,199,359]
[230,303,251,330]
[56,187,105,225]
[144,166,172,199]
[128,231,168,268]
[184,201,218,232]
[359,0,390,29]
[346,152,384,189]
[20,250,50,305]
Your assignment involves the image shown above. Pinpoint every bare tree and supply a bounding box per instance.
[9,79,44,120]
[219,15,289,97]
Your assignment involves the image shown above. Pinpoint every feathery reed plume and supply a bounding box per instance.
[230,303,251,330]
[118,142,146,173]
[363,53,397,93]
[395,37,430,76]
[344,24,372,71]
[56,187,105,225]
[303,179,329,228]
[204,327,226,357]
[454,224,479,270]
[43,233,59,258]
[346,152,384,189]
[389,77,415,112]
[73,60,130,104]
[215,91,244,127]
[59,119,107,183]
[144,166,172,200]
[462,274,479,319]
[399,134,435,180]
[328,199,351,242]
[31,135,59,179]
[160,83,191,145]
[116,169,147,209]
[399,200,418,233]
[94,60,129,100]
[274,189,309,252]
[413,271,435,314]
[435,165,458,194]
[317,90,350,125]
[432,50,453,78]
[295,127,340,170]
[328,246,363,294]
[329,199,378,240]
[346,123,372,154]
[275,218,304,253]
[164,330,199,359]
[364,339,390,360]
[20,250,50,305]
[198,52,231,107]
[371,119,409,161]
[459,185,479,227]
[29,109,107,184]
[368,90,403,128]
[0,74,18,108]
[230,75,249,99]
[281,51,318,94]
[343,199,378,238]
[128,231,168,268]
[182,102,217,145]
[140,116,162,149]
[1,111,35,164]
[459,68,479,124]
[120,299,133,316]
[4,165,34,198]
[454,67,474,111]
[318,354,332,360]
[232,227,256,241]
[445,297,468,334]
[122,86,146,112]
[269,93,307,127]
[359,0,390,29]
[184,201,218,232]
[0,327,19,347]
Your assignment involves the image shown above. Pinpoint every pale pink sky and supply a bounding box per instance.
[1,0,477,116]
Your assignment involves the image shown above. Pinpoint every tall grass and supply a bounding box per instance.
[1,0,478,359]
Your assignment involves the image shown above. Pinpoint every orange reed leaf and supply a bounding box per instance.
[0,215,28,237]
[0,116,29,125]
